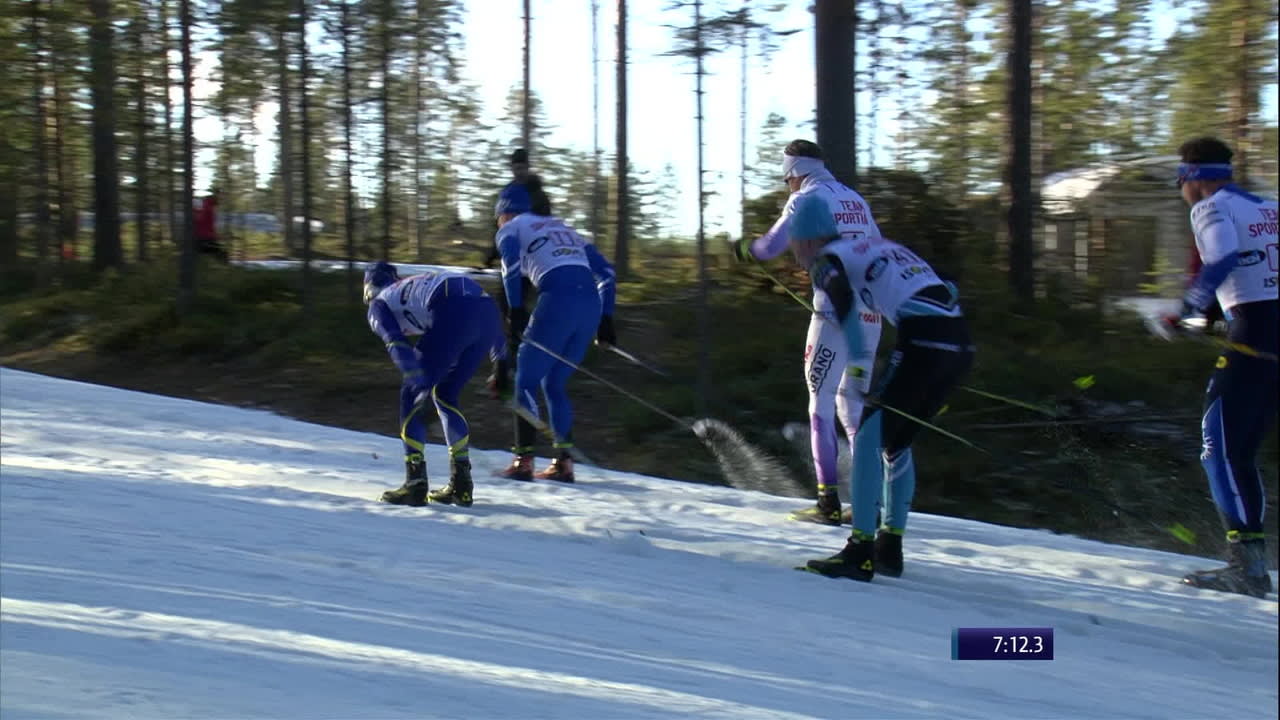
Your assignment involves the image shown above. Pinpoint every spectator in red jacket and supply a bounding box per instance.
[195,189,228,262]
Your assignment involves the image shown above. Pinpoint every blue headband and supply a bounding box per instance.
[1176,162,1232,186]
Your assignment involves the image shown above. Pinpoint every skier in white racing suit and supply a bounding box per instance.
[785,192,975,582]
[734,140,883,525]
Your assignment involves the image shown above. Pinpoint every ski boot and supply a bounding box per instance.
[789,492,844,526]
[429,457,474,507]
[874,527,904,578]
[803,532,876,582]
[535,451,575,483]
[381,454,429,506]
[498,452,535,482]
[1183,535,1272,598]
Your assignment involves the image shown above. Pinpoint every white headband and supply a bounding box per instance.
[782,154,824,180]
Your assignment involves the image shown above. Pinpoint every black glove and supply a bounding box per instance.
[508,306,529,346]
[486,357,511,401]
[596,314,617,346]
[730,237,754,263]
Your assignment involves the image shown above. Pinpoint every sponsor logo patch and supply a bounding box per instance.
[807,344,836,393]
[865,256,889,282]
[1237,249,1266,266]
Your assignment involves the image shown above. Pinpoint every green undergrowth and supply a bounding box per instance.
[1,256,1275,565]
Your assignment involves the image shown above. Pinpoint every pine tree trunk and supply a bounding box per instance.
[225,123,238,261]
[52,59,77,261]
[277,26,296,257]
[614,0,630,277]
[132,2,150,263]
[177,0,196,311]
[0,138,17,265]
[89,0,124,271]
[814,0,857,186]
[1227,8,1253,184]
[954,1,969,200]
[340,0,357,302]
[29,0,52,278]
[522,0,531,157]
[379,1,392,260]
[159,0,176,248]
[590,0,602,244]
[738,20,747,244]
[413,0,425,261]
[297,0,313,310]
[694,0,710,416]
[1006,0,1034,303]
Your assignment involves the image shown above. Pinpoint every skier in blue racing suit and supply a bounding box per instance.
[490,183,617,483]
[365,262,504,507]
[1158,137,1278,598]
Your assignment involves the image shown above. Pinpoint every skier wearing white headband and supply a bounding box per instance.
[733,140,883,526]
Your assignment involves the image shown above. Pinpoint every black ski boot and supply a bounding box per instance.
[381,454,428,507]
[875,528,904,578]
[429,457,474,507]
[789,492,844,526]
[804,533,876,582]
[1183,537,1272,598]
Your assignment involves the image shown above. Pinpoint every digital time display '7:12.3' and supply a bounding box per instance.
[952,627,1054,660]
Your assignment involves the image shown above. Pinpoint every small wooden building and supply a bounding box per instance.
[1040,156,1192,297]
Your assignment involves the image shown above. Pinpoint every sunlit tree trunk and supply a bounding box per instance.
[276,25,296,257]
[29,0,52,279]
[1006,0,1034,303]
[297,0,313,310]
[131,2,150,262]
[159,0,176,248]
[693,0,710,415]
[379,0,392,260]
[177,0,197,311]
[340,0,357,302]
[613,0,630,277]
[522,0,532,157]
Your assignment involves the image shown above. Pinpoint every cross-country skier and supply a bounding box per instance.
[1156,137,1277,598]
[733,140,883,525]
[364,262,504,507]
[787,192,975,581]
[491,183,617,483]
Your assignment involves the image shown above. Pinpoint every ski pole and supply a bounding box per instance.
[1144,314,1278,361]
[956,386,1058,418]
[531,334,983,452]
[599,343,670,377]
[520,336,698,433]
[507,401,595,465]
[870,399,986,452]
[752,258,816,312]
[524,337,809,495]
[1209,336,1279,361]
[968,413,1200,430]
[751,261,1025,437]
